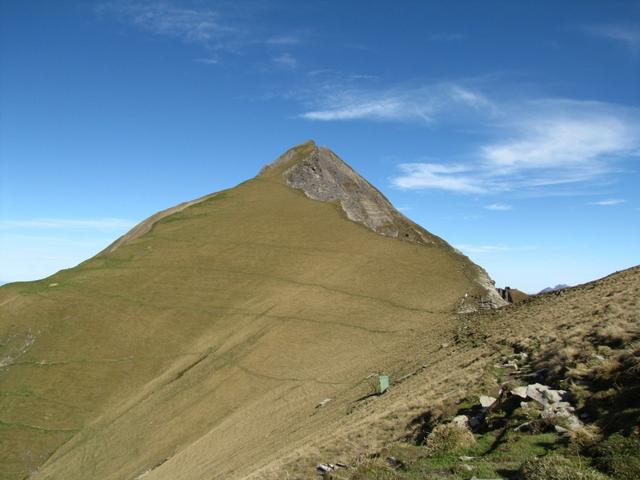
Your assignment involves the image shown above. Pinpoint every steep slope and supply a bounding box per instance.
[265,266,638,479]
[0,141,501,480]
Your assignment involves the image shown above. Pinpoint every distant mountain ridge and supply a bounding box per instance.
[539,284,570,294]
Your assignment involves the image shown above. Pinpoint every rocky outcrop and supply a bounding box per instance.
[284,146,443,245]
[261,141,443,246]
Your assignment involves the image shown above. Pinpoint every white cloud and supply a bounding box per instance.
[482,106,639,170]
[390,98,640,195]
[392,163,485,193]
[302,96,423,122]
[0,218,135,230]
[448,85,492,109]
[589,199,626,206]
[300,84,494,123]
[485,203,512,211]
[585,24,640,53]
[272,52,297,70]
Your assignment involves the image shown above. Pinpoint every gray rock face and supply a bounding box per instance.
[284,145,442,245]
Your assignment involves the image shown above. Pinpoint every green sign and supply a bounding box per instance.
[378,375,389,394]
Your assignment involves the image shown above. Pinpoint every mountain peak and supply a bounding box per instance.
[258,141,506,309]
[260,141,441,246]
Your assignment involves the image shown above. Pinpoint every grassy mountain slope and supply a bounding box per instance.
[267,266,638,479]
[0,142,497,480]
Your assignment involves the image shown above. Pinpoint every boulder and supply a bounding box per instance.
[525,383,550,406]
[452,415,470,428]
[511,386,528,399]
[543,389,564,404]
[479,395,497,408]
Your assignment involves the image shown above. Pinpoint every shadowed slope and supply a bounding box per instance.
[0,142,501,480]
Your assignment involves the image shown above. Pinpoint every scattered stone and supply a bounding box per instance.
[461,464,475,471]
[511,386,528,398]
[451,415,469,428]
[316,462,346,474]
[543,389,564,404]
[48,283,58,287]
[526,383,551,406]
[555,401,574,412]
[479,395,496,408]
[459,455,476,461]
[514,421,533,432]
[386,456,405,468]
[503,360,519,370]
[564,414,583,432]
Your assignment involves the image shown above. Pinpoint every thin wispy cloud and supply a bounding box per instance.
[589,199,626,206]
[272,52,297,70]
[0,218,135,230]
[194,57,219,65]
[585,24,640,54]
[485,203,512,211]
[299,83,494,123]
[98,1,307,63]
[97,1,239,50]
[393,163,486,193]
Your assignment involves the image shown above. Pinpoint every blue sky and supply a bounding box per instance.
[1,1,639,292]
